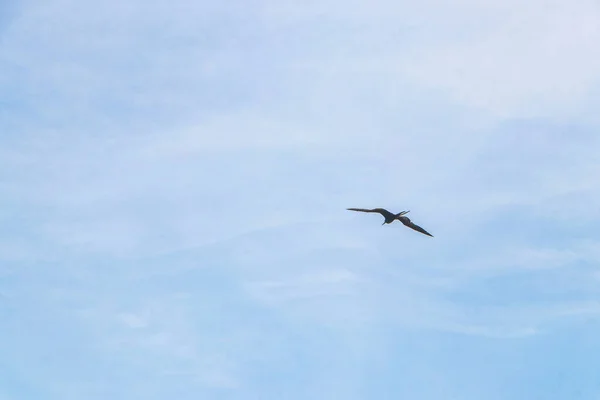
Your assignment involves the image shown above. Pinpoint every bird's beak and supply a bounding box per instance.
[400,210,410,215]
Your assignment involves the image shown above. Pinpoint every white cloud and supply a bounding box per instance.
[400,0,600,117]
[261,0,600,118]
[244,268,360,303]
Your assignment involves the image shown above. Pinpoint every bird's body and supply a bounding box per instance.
[347,207,433,237]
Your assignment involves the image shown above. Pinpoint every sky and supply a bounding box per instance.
[1,0,600,399]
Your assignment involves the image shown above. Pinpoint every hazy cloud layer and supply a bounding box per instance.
[1,0,600,399]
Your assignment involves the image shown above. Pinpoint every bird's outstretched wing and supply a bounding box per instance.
[347,208,394,219]
[399,217,433,237]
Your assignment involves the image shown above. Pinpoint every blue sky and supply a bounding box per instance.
[1,0,600,399]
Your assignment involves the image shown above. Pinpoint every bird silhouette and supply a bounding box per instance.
[347,208,433,237]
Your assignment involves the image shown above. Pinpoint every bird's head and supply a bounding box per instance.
[397,210,410,216]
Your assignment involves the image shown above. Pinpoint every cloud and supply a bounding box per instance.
[264,0,600,119]
[2,0,600,399]
[400,0,600,117]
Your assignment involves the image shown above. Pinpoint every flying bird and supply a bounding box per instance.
[347,207,433,237]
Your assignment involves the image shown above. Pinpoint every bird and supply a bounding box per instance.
[346,207,433,237]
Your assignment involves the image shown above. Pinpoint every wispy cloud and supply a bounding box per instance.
[2,0,600,399]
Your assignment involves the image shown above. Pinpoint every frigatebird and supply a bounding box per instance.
[347,208,433,237]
